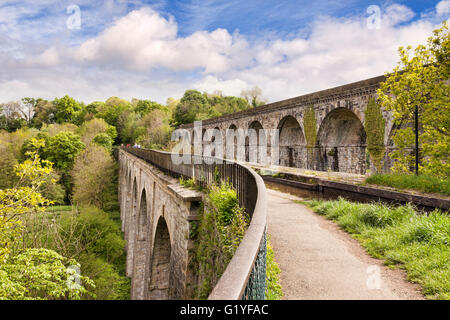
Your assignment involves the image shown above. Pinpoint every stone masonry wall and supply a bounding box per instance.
[119,150,200,300]
[179,75,395,175]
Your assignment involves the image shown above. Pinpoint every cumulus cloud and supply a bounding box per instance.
[0,3,447,104]
[436,0,450,16]
[74,8,248,73]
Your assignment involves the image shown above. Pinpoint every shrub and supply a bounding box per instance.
[192,181,249,299]
[265,237,283,300]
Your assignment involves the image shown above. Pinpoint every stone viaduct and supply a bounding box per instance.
[119,149,202,299]
[180,75,396,175]
[118,75,398,300]
[118,147,267,300]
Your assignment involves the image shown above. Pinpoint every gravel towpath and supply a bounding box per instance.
[266,188,425,300]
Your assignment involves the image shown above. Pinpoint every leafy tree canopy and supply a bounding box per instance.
[173,90,254,126]
[52,95,82,124]
[45,132,85,172]
[378,22,449,178]
[135,99,167,116]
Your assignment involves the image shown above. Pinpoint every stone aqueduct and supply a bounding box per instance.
[119,149,201,300]
[180,75,395,175]
[119,75,397,300]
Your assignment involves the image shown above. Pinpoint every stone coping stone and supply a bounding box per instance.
[167,184,203,203]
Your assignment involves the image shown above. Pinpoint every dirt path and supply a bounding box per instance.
[266,188,425,300]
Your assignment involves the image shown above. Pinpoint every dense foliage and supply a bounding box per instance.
[0,144,95,300]
[181,179,249,299]
[20,206,129,300]
[378,22,449,178]
[173,90,255,126]
[0,84,262,300]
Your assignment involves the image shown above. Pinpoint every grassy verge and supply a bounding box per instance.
[365,174,450,196]
[45,205,74,212]
[303,198,449,300]
[265,236,283,300]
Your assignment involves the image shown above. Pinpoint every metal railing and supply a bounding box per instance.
[120,146,267,300]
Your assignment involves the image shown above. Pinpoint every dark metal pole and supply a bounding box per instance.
[414,105,419,176]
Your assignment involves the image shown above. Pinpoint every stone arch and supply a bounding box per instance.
[227,124,238,160]
[210,127,221,157]
[148,216,172,300]
[277,115,306,168]
[126,177,139,277]
[131,186,150,300]
[138,188,148,239]
[245,120,266,163]
[122,166,133,234]
[316,108,367,174]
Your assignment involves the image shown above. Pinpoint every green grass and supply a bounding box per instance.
[303,198,450,300]
[365,174,450,196]
[265,236,283,300]
[45,205,74,213]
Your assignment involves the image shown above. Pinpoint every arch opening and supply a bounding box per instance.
[126,177,138,277]
[278,116,306,168]
[148,217,172,300]
[316,108,367,174]
[138,189,148,238]
[227,124,238,160]
[245,121,266,163]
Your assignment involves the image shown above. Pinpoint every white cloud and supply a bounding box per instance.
[0,3,446,104]
[74,8,249,73]
[194,76,249,97]
[383,4,416,26]
[436,0,450,16]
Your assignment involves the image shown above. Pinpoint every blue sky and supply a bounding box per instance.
[0,0,448,104]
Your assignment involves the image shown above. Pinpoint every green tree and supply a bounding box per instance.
[0,249,94,300]
[118,110,143,144]
[96,97,131,129]
[173,90,211,125]
[71,145,117,210]
[53,95,82,124]
[86,101,105,115]
[0,143,18,189]
[78,118,116,146]
[136,109,172,149]
[20,132,51,161]
[377,22,449,178]
[93,133,113,151]
[0,143,94,299]
[0,101,27,132]
[20,205,128,299]
[135,99,166,116]
[31,100,56,128]
[45,132,85,172]
[44,132,85,201]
